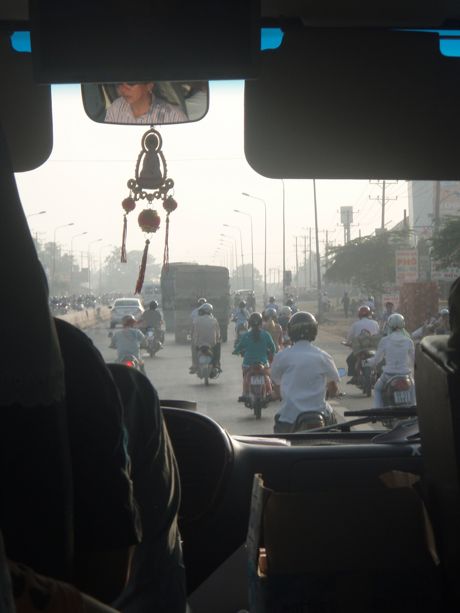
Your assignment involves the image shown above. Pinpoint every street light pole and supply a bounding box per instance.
[26,210,47,218]
[223,224,245,288]
[52,222,74,295]
[70,231,88,293]
[220,233,239,287]
[242,192,267,305]
[234,209,254,291]
[313,180,322,320]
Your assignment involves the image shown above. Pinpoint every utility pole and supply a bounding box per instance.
[434,180,441,229]
[294,236,299,288]
[309,228,312,288]
[369,180,398,231]
[313,180,322,320]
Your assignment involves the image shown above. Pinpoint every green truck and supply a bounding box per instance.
[161,263,231,343]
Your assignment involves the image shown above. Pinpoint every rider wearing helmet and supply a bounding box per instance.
[346,304,380,382]
[111,315,146,372]
[435,308,450,335]
[138,300,164,341]
[271,312,340,433]
[190,303,221,374]
[190,297,208,324]
[262,308,283,351]
[232,300,250,338]
[265,296,278,312]
[286,297,298,314]
[368,313,415,408]
[233,312,276,402]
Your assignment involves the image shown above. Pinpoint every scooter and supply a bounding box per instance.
[145,327,163,357]
[197,345,217,385]
[292,408,338,432]
[118,354,143,371]
[244,363,271,419]
[380,373,415,429]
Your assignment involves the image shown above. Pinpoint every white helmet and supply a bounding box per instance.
[388,313,405,330]
[279,306,292,318]
[439,308,449,316]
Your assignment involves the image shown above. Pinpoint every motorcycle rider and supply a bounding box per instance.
[262,308,283,352]
[247,290,256,312]
[286,297,298,314]
[232,300,250,342]
[265,296,279,312]
[271,311,340,433]
[233,311,276,402]
[190,297,207,324]
[137,300,164,345]
[434,308,450,335]
[190,302,221,375]
[379,301,395,336]
[346,305,380,383]
[368,313,415,408]
[110,315,146,374]
[278,305,293,346]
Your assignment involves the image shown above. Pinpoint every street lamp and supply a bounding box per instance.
[234,209,254,291]
[220,233,239,287]
[223,223,246,288]
[281,179,286,300]
[70,231,88,293]
[88,238,102,294]
[52,222,74,295]
[242,192,267,304]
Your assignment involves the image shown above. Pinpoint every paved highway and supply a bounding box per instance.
[84,320,376,436]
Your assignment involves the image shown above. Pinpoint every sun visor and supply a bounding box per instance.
[0,35,52,172]
[245,28,460,180]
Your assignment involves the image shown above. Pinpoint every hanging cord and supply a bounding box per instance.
[135,239,150,293]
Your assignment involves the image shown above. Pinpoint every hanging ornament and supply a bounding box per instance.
[162,196,178,271]
[120,196,136,263]
[120,127,178,293]
[135,209,161,294]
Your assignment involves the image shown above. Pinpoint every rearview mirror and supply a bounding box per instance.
[82,81,208,126]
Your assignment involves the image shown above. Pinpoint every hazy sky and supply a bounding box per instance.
[16,81,409,275]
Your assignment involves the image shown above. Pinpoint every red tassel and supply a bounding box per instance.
[163,214,170,271]
[121,215,128,263]
[135,239,150,294]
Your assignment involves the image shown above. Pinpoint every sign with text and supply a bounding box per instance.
[431,262,460,281]
[395,249,418,286]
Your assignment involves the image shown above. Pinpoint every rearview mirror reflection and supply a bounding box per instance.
[82,81,208,126]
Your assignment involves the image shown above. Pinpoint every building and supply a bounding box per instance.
[409,180,460,242]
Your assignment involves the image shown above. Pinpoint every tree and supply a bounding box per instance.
[430,217,460,268]
[230,264,263,292]
[324,230,410,295]
[101,247,161,293]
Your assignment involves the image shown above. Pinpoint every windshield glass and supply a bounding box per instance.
[16,81,456,437]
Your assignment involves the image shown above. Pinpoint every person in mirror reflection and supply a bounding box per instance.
[104,83,187,124]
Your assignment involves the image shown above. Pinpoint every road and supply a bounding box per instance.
[84,319,376,436]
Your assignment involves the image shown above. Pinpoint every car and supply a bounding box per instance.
[2,3,460,612]
[109,297,144,328]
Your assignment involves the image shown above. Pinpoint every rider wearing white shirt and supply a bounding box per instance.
[369,313,415,408]
[346,305,380,381]
[271,312,340,433]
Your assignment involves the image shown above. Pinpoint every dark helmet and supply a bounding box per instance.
[239,300,247,308]
[198,302,213,315]
[268,296,276,302]
[149,300,158,310]
[286,298,294,306]
[358,305,371,318]
[288,311,318,342]
[248,312,263,328]
[198,297,207,306]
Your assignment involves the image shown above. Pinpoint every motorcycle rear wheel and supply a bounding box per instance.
[254,399,262,419]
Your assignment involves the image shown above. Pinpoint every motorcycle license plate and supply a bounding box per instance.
[251,375,265,385]
[199,356,211,364]
[394,391,411,404]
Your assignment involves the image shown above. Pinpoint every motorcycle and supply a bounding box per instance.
[118,354,143,371]
[145,327,163,357]
[234,321,248,348]
[244,363,271,419]
[196,345,219,385]
[380,373,415,429]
